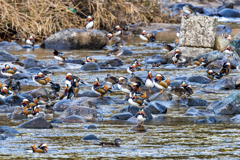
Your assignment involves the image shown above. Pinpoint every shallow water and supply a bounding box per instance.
[1,22,240,159]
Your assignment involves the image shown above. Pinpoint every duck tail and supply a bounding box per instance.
[45,77,50,83]
[103,84,109,91]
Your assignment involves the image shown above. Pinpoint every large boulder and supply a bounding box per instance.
[110,112,133,120]
[0,41,22,50]
[21,58,46,69]
[179,16,217,48]
[187,76,211,84]
[0,105,14,113]
[230,115,240,122]
[122,47,133,55]
[145,55,168,64]
[0,50,19,61]
[3,95,25,106]
[17,117,53,129]
[119,106,153,120]
[62,115,86,123]
[0,126,19,134]
[149,91,172,101]
[144,101,167,114]
[214,36,230,52]
[11,107,26,120]
[213,91,240,115]
[98,59,123,67]
[218,8,240,18]
[206,101,219,111]
[53,99,71,111]
[184,107,214,116]
[23,88,48,98]
[93,96,124,105]
[183,99,209,106]
[41,28,107,49]
[230,40,240,56]
[58,106,97,122]
[194,50,224,64]
[80,62,99,71]
[206,60,224,69]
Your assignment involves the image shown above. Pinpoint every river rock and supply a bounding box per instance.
[122,47,133,55]
[0,105,14,113]
[214,36,230,52]
[41,28,106,49]
[62,115,86,123]
[53,99,71,111]
[77,91,99,98]
[184,107,215,116]
[230,115,240,122]
[3,95,25,106]
[49,119,63,123]
[218,8,240,18]
[187,76,211,84]
[64,59,85,65]
[213,91,240,115]
[119,106,153,120]
[144,101,167,114]
[72,97,98,109]
[85,124,98,129]
[230,40,240,56]
[233,31,240,41]
[11,107,26,120]
[0,41,22,50]
[206,101,219,111]
[58,106,97,122]
[110,112,133,120]
[80,62,99,71]
[202,76,238,90]
[98,59,123,67]
[93,96,124,105]
[17,117,53,129]
[0,126,19,134]
[145,55,168,64]
[149,91,172,101]
[194,50,224,65]
[194,116,219,123]
[183,99,208,106]
[23,88,48,98]
[155,100,188,108]
[130,125,147,132]
[21,58,46,69]
[206,60,224,69]
[17,94,33,102]
[0,50,19,61]
[81,134,101,141]
[179,16,217,48]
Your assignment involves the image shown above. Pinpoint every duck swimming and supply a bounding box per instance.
[33,72,50,88]
[31,143,48,153]
[26,35,35,46]
[53,49,66,64]
[95,138,122,148]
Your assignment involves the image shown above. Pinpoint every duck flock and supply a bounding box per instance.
[0,8,237,152]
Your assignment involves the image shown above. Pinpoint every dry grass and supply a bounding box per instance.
[0,0,181,41]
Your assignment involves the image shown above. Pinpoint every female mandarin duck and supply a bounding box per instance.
[31,143,48,153]
[92,78,110,98]
[223,45,234,60]
[86,15,94,32]
[33,72,50,88]
[1,64,19,79]
[145,70,154,92]
[53,49,66,64]
[153,74,170,94]
[104,74,118,89]
[60,84,74,100]
[135,109,147,126]
[118,78,132,96]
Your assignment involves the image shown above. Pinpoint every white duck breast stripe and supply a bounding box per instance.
[153,81,164,89]
[92,86,101,95]
[86,21,94,29]
[54,56,64,61]
[172,56,178,62]
[145,79,154,88]
[117,84,122,90]
[128,98,139,107]
[121,87,131,93]
[1,71,14,77]
[137,115,146,122]
[127,68,133,74]
[113,30,121,36]
[140,35,148,41]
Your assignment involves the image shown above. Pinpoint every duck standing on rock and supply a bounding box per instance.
[31,143,48,153]
[127,63,143,74]
[206,69,220,83]
[53,49,66,64]
[153,74,170,94]
[86,15,94,32]
[170,86,187,100]
[118,78,132,96]
[135,109,147,126]
[128,93,144,107]
[0,84,12,98]
[60,85,74,100]
[172,49,186,65]
[85,56,96,63]
[145,70,154,92]
[104,74,118,89]
[95,138,122,148]
[65,73,74,88]
[33,72,50,88]
[92,78,111,98]
[223,45,234,60]
[1,64,19,79]
[26,35,35,46]
[106,45,123,59]
[219,62,231,78]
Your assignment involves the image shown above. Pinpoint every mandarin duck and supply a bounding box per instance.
[145,70,154,92]
[31,143,48,153]
[170,85,187,100]
[128,93,144,107]
[86,15,94,31]
[219,62,231,78]
[128,73,144,85]
[112,25,122,37]
[65,72,74,88]
[227,35,232,41]
[153,74,170,94]
[206,69,221,83]
[106,33,113,40]
[60,85,74,100]
[162,42,174,52]
[95,138,122,148]
[152,61,161,67]
[106,45,123,59]
[127,63,143,74]
[135,109,147,126]
[33,72,50,88]
[72,78,80,99]
[139,30,156,43]
[92,78,111,98]
[26,35,35,46]
[0,84,12,98]
[181,82,193,98]
[53,49,66,64]
[1,64,19,79]
[85,56,96,63]
[193,57,205,67]
[223,45,234,59]
[104,74,118,89]
[172,49,186,65]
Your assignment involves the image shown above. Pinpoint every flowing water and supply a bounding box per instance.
[1,23,240,159]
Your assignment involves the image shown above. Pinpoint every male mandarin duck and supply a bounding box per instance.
[65,72,74,88]
[153,74,170,94]
[106,33,113,40]
[206,69,220,83]
[227,35,232,41]
[131,82,141,93]
[172,49,186,65]
[85,56,96,63]
[152,61,161,67]
[223,45,234,59]
[112,25,122,36]
[104,74,118,89]
[139,30,156,43]
[1,64,19,79]
[145,70,154,92]
[72,78,80,99]
[21,98,30,108]
[53,49,66,64]
[86,15,94,31]
[0,84,12,98]
[162,42,174,52]
[92,78,111,98]
[128,93,144,107]
[33,72,50,88]
[135,109,147,126]
[181,82,193,98]
[107,45,123,59]
[132,59,141,67]
[118,78,132,96]
[127,63,143,74]
[219,62,231,78]
[22,99,39,119]
[31,143,48,153]
[26,35,35,46]
[95,138,122,148]
[193,57,205,67]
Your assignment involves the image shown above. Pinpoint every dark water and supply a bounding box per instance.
[1,23,240,159]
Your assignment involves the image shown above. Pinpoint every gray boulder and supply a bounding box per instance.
[58,106,97,122]
[77,91,99,98]
[17,117,53,129]
[218,8,240,18]
[41,28,106,49]
[93,96,125,105]
[53,99,71,111]
[80,62,99,71]
[187,76,211,84]
[62,115,86,123]
[206,60,224,69]
[230,40,240,56]
[184,107,215,116]
[64,59,85,65]
[194,50,224,64]
[194,116,219,123]
[0,41,22,50]
[119,106,152,120]
[230,115,240,122]
[214,36,230,52]
[11,107,26,120]
[144,101,167,114]
[149,91,172,101]
[82,134,101,141]
[214,91,240,115]
[21,58,46,69]
[154,100,188,108]
[183,99,208,106]
[49,119,63,123]
[23,88,48,98]
[179,16,217,48]
[0,105,14,113]
[206,101,219,111]
[0,126,19,134]
[3,95,25,106]
[0,50,19,61]
[98,59,123,67]
[85,124,98,129]
[122,47,133,55]
[110,112,133,120]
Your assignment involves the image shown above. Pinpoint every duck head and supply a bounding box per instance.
[37,72,44,78]
[1,87,8,94]
[133,59,140,67]
[206,69,213,74]
[222,33,225,37]
[93,78,100,86]
[22,98,29,105]
[4,64,10,69]
[87,15,93,22]
[224,62,231,68]
[114,138,122,145]
[155,73,165,81]
[106,33,113,40]
[29,35,34,40]
[227,35,232,40]
[53,49,59,56]
[180,81,186,87]
[118,76,126,83]
[66,73,73,81]
[115,25,121,31]
[141,30,147,36]
[225,45,232,51]
[198,57,203,62]
[174,49,182,55]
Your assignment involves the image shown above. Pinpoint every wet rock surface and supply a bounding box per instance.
[21,58,46,69]
[194,50,224,64]
[194,116,219,123]
[120,106,153,120]
[80,62,99,71]
[3,95,25,106]
[187,76,212,84]
[184,107,215,117]
[130,125,147,132]
[0,50,19,61]
[0,41,22,50]
[144,101,167,114]
[0,126,19,134]
[17,117,53,129]
[62,115,86,123]
[82,134,101,141]
[110,112,133,120]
